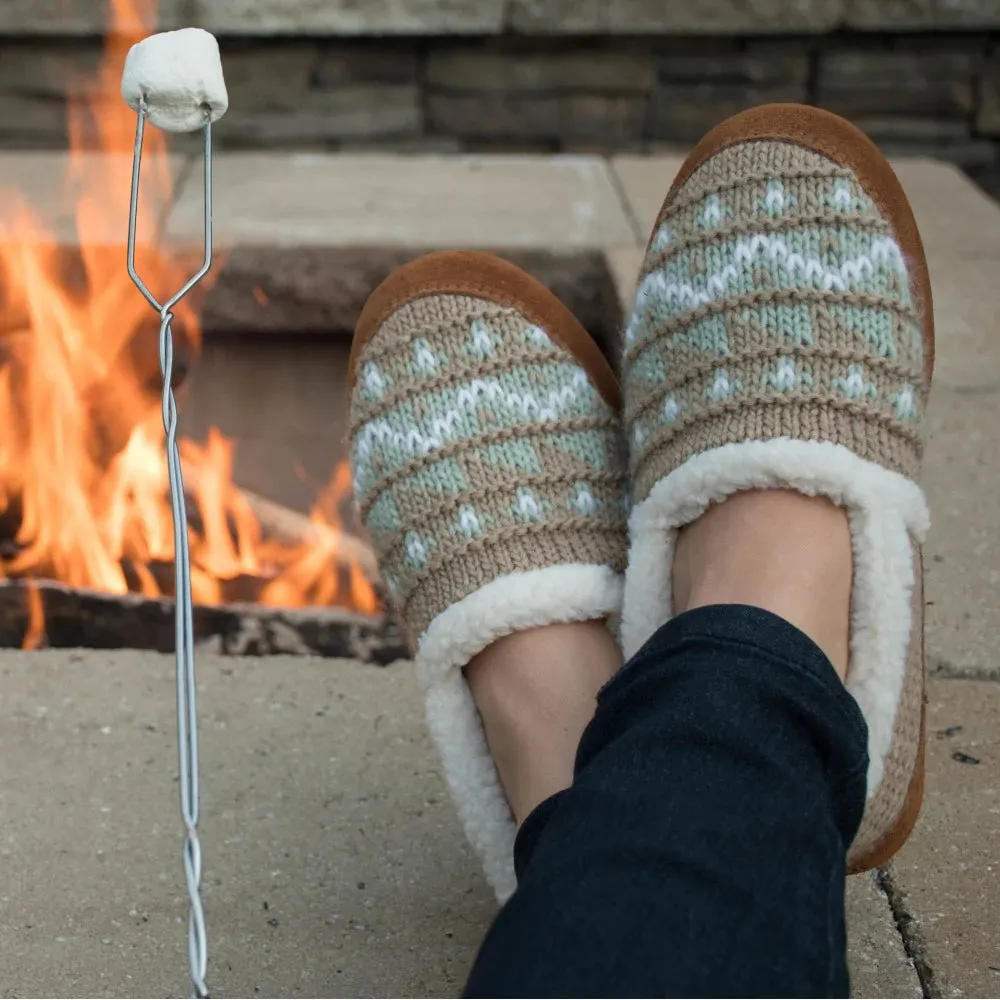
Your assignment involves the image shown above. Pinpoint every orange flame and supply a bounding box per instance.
[0,0,377,645]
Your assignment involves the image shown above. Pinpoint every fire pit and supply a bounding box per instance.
[0,18,622,662]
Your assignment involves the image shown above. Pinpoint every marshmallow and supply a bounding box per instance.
[121,28,228,133]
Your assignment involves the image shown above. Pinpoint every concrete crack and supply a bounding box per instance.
[875,865,941,999]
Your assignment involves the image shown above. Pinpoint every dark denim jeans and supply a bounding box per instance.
[463,605,869,999]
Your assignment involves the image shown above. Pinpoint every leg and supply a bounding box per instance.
[464,493,867,998]
[466,621,622,824]
[673,489,853,678]
[466,101,933,995]
[348,251,629,899]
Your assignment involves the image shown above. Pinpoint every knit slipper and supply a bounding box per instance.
[348,251,628,900]
[620,104,932,872]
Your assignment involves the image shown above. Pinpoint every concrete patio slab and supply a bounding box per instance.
[0,648,926,999]
[165,153,637,250]
[0,151,190,245]
[922,252,1000,679]
[889,678,1000,998]
[0,650,494,999]
[891,158,1000,257]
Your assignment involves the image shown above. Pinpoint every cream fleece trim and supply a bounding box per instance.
[415,563,623,902]
[621,439,930,800]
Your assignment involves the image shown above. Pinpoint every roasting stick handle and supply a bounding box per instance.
[123,27,228,1000]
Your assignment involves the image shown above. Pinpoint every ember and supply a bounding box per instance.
[0,0,378,649]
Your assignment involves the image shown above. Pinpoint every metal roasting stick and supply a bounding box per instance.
[127,100,213,1000]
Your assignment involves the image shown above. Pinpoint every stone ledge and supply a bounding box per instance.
[0,0,181,33]
[0,150,188,244]
[3,0,1000,35]
[843,0,1000,29]
[164,152,637,250]
[7,0,846,36]
[199,246,621,356]
[509,0,845,34]
[193,0,505,35]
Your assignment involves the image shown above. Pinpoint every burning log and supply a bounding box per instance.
[180,468,381,583]
[0,577,408,664]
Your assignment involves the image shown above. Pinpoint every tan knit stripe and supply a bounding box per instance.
[631,407,920,504]
[358,304,516,367]
[621,288,920,369]
[404,529,628,642]
[658,164,855,224]
[355,346,567,423]
[357,414,618,520]
[624,344,925,427]
[639,212,893,279]
[398,516,626,620]
[376,471,627,566]
[630,391,924,477]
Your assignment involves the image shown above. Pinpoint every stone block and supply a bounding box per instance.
[216,85,422,147]
[647,43,808,142]
[854,124,997,169]
[427,91,646,147]
[195,0,505,35]
[658,43,809,89]
[844,0,1000,28]
[0,42,125,150]
[315,44,421,86]
[426,48,656,93]
[0,93,74,148]
[978,46,1000,137]
[219,44,317,114]
[336,136,464,153]
[508,0,844,33]
[647,79,807,142]
[508,0,604,31]
[0,42,104,101]
[0,0,180,32]
[817,44,981,119]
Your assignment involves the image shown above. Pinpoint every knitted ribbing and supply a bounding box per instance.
[624,140,926,505]
[350,294,628,645]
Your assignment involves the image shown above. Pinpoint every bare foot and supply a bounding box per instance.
[672,489,853,680]
[465,621,622,824]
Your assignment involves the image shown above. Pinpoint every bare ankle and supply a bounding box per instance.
[465,621,621,823]
[672,490,852,680]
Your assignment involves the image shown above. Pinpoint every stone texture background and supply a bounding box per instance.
[0,0,996,184]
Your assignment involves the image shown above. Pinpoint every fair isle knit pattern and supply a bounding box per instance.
[623,140,926,504]
[350,294,628,644]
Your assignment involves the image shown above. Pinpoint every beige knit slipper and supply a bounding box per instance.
[620,104,933,872]
[348,251,628,900]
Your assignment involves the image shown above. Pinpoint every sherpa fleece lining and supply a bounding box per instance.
[415,563,623,902]
[621,438,929,801]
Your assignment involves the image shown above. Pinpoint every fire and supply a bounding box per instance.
[0,0,377,647]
